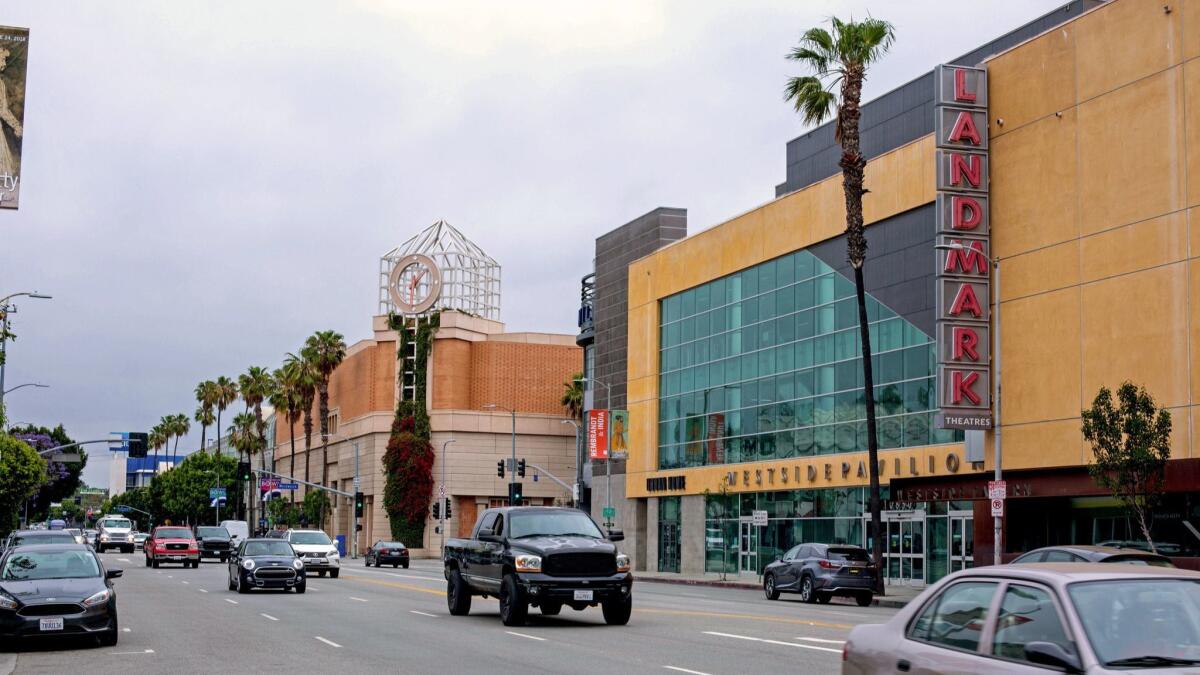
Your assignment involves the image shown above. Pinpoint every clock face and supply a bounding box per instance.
[387,253,442,314]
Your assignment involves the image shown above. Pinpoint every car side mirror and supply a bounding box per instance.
[1024,642,1082,673]
[607,529,624,542]
[106,569,123,580]
[775,555,783,562]
[478,533,501,544]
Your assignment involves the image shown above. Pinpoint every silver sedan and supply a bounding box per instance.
[843,563,1200,674]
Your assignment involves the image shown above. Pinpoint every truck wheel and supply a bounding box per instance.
[602,594,632,626]
[499,574,528,626]
[446,569,472,616]
[540,601,562,616]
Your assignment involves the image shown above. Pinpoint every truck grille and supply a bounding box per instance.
[543,552,615,577]
[203,542,230,550]
[19,603,83,617]
[166,543,189,551]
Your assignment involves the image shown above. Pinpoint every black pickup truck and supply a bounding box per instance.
[443,506,632,626]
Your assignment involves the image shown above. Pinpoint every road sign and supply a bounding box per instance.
[988,480,1006,500]
[278,482,299,490]
[991,498,1004,517]
[258,518,267,528]
[602,506,616,520]
[208,487,227,499]
[114,505,131,513]
[752,510,768,527]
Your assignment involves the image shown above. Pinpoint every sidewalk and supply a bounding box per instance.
[635,570,923,609]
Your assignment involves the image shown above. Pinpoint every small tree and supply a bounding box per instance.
[1081,382,1172,553]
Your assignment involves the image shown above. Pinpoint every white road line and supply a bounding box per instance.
[796,637,845,645]
[109,649,154,655]
[349,596,369,602]
[409,610,437,617]
[224,599,239,605]
[314,636,342,648]
[121,628,131,633]
[505,631,546,642]
[181,581,190,585]
[703,631,841,654]
[198,589,209,593]
[118,558,130,563]
[260,613,279,621]
[166,575,173,579]
[664,667,711,675]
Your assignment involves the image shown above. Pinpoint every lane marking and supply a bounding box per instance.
[224,599,239,605]
[704,631,841,654]
[796,637,845,645]
[637,608,852,630]
[340,574,445,596]
[118,558,130,563]
[314,636,342,648]
[122,628,131,632]
[664,668,711,675]
[505,631,546,642]
[166,575,173,579]
[199,589,209,593]
[349,596,369,602]
[109,649,154,655]
[261,613,279,621]
[181,581,190,585]
[409,610,437,617]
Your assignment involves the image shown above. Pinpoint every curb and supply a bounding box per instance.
[635,575,913,609]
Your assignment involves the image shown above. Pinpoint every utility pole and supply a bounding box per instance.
[561,419,581,508]
[576,377,613,526]
[484,404,518,505]
[352,440,360,558]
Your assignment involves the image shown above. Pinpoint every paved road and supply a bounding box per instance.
[4,551,898,675]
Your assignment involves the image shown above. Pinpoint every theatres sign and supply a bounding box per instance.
[934,64,993,431]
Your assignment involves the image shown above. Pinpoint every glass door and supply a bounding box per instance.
[867,510,927,587]
[738,520,758,574]
[949,511,973,573]
[658,522,680,573]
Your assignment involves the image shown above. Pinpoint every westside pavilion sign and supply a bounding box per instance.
[934,64,993,431]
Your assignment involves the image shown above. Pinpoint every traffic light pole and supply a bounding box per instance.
[252,469,354,498]
[352,440,359,559]
[440,439,455,557]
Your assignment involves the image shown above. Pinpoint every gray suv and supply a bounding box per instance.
[763,543,875,606]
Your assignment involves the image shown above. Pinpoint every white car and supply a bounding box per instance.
[285,529,340,578]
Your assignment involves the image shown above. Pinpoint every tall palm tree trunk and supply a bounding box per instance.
[216,410,223,457]
[302,411,313,511]
[289,422,297,505]
[200,424,207,455]
[318,384,330,529]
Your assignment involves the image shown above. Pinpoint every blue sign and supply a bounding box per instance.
[278,482,299,490]
[208,487,227,499]
[114,505,131,513]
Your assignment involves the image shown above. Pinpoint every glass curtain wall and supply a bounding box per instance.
[657,250,959,470]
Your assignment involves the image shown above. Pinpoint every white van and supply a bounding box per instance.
[219,520,250,548]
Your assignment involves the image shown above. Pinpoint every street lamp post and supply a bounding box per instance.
[483,404,517,504]
[936,242,1003,565]
[0,292,52,414]
[560,419,581,508]
[575,377,613,526]
[3,383,48,396]
[440,439,456,556]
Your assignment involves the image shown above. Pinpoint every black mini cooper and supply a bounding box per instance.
[227,539,306,593]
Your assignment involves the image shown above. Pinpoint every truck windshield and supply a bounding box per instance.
[196,527,230,538]
[508,512,604,539]
[99,519,131,529]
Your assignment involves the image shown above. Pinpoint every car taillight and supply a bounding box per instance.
[818,559,835,569]
[842,643,848,662]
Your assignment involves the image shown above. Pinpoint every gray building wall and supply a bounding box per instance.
[775,0,1101,197]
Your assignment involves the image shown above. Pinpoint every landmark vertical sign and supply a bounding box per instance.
[0,26,27,210]
[934,64,993,430]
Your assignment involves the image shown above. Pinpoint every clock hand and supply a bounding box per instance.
[408,270,426,304]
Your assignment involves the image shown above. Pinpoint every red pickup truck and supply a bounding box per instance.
[144,526,200,568]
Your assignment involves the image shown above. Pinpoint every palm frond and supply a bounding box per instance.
[783,76,836,126]
[853,17,895,64]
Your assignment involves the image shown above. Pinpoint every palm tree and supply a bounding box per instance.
[238,366,275,475]
[170,413,190,464]
[194,380,218,453]
[561,372,584,420]
[149,425,167,476]
[284,351,318,494]
[213,376,239,459]
[785,16,895,592]
[270,366,302,503]
[303,330,346,492]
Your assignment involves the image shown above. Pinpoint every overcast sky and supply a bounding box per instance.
[1,0,1065,488]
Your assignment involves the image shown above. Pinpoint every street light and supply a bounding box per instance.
[483,403,518,504]
[561,419,582,508]
[935,241,1003,566]
[440,439,456,556]
[3,382,48,395]
[575,376,615,526]
[0,291,53,412]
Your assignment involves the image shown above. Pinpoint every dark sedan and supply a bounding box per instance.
[1010,544,1174,567]
[227,539,306,593]
[364,541,409,568]
[0,544,122,647]
[4,530,78,551]
[763,543,875,606]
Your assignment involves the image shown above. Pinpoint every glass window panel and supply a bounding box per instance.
[663,296,680,324]
[740,436,757,461]
[711,305,727,333]
[795,280,815,312]
[796,340,814,368]
[836,330,859,361]
[835,360,859,392]
[776,315,796,344]
[758,317,774,347]
[777,400,795,428]
[816,305,835,335]
[815,365,836,394]
[680,342,694,368]
[879,350,904,384]
[904,413,930,447]
[918,582,999,652]
[814,396,836,425]
[796,369,815,398]
[728,329,741,357]
[794,399,814,427]
[741,408,757,435]
[776,286,796,316]
[879,318,903,352]
[776,344,795,373]
[878,302,896,320]
[835,391,862,422]
[695,339,710,366]
[757,405,776,433]
[664,347,679,372]
[695,284,710,314]
[793,427,814,456]
[725,411,741,437]
[709,335,724,361]
[758,259,776,292]
[814,335,835,365]
[796,308,815,339]
[694,311,711,339]
[877,384,903,416]
[879,416,903,449]
[665,321,680,346]
[836,423,857,453]
[757,432,776,461]
[740,380,757,407]
[815,425,836,454]
[757,349,775,377]
[724,357,739,385]
[756,376,776,404]
[778,372,796,401]
[729,303,742,330]
[741,325,758,352]
[777,254,795,286]
[727,275,742,304]
[991,585,1072,663]
[867,298,880,322]
[758,293,774,323]
[932,425,958,445]
[680,368,694,394]
[905,379,933,413]
[816,275,835,304]
[681,316,695,342]
[742,268,758,297]
[905,346,931,379]
[709,362,723,389]
[694,364,709,390]
[796,252,815,281]
[834,273,855,300]
[740,353,757,380]
[681,289,695,317]
[743,298,758,325]
[905,322,931,346]
[835,298,857,330]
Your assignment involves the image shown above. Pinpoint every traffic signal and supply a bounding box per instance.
[432,501,440,519]
[496,460,505,478]
[508,482,523,505]
[444,498,452,519]
[354,491,364,518]
[128,432,148,458]
[236,462,252,481]
[517,458,526,478]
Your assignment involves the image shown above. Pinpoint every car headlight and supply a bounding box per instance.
[616,553,631,573]
[83,589,111,607]
[292,559,304,570]
[100,534,109,541]
[0,591,17,610]
[514,554,542,572]
[242,560,256,570]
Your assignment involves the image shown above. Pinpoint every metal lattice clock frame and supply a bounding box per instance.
[379,220,501,320]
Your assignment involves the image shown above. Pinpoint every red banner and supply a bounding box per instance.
[587,409,609,460]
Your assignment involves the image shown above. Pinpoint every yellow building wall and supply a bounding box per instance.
[626,0,1199,499]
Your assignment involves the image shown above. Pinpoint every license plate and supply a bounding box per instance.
[573,590,593,601]
[850,568,860,574]
[39,617,63,631]
[170,555,183,560]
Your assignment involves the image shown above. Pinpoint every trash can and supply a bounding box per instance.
[335,534,347,557]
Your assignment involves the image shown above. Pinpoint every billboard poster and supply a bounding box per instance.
[587,409,609,461]
[609,410,629,459]
[0,26,28,210]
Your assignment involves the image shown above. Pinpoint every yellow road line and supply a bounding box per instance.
[634,607,853,630]
[341,574,446,596]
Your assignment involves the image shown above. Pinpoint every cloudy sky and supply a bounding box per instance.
[1,0,1065,487]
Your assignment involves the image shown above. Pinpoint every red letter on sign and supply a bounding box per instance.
[950,153,982,189]
[952,326,980,361]
[952,196,983,230]
[949,283,984,318]
[948,111,982,145]
[951,370,982,405]
[954,69,977,103]
[944,240,989,276]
